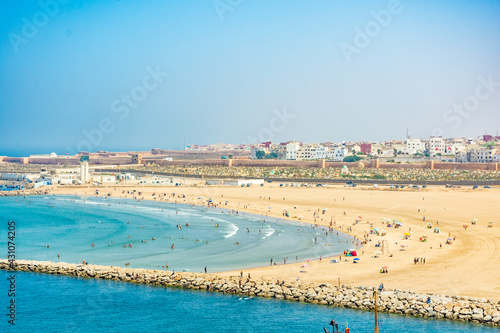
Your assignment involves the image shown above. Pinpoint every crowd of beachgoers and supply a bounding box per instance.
[131,164,500,182]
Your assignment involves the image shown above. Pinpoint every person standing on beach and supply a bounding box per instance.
[205,266,207,274]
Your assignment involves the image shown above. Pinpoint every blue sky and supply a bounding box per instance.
[0,0,499,156]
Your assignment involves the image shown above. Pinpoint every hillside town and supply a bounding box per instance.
[185,134,500,163]
[1,133,500,191]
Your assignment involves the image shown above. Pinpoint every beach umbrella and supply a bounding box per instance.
[404,231,412,236]
[358,216,363,218]
[353,258,360,261]
[400,244,407,248]
[301,264,309,268]
[382,266,388,269]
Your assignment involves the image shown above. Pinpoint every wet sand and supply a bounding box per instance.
[52,182,500,300]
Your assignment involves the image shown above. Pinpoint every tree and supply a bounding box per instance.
[256,150,266,159]
[228,154,233,159]
[343,155,362,162]
[377,149,382,156]
[265,152,278,159]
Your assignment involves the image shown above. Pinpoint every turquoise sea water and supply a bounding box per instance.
[1,270,496,333]
[1,195,496,332]
[0,195,356,272]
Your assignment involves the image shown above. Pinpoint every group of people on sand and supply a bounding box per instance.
[414,257,426,264]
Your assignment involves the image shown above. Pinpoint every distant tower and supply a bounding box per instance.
[79,156,89,183]
[131,154,143,164]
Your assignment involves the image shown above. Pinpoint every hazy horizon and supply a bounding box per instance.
[1,0,499,156]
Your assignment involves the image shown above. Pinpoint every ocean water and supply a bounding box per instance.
[0,270,496,333]
[0,195,356,272]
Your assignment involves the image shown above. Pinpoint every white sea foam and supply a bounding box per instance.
[224,223,239,238]
[56,198,102,206]
[265,228,275,237]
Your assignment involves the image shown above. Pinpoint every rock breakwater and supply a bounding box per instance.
[1,260,499,327]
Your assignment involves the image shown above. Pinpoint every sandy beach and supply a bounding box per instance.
[51,182,500,301]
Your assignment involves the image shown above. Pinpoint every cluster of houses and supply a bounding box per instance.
[246,135,500,162]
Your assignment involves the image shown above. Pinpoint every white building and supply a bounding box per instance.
[327,147,348,161]
[79,156,90,183]
[471,148,497,162]
[285,143,299,160]
[448,143,466,155]
[293,145,327,160]
[494,151,500,162]
[429,137,446,155]
[93,175,116,183]
[406,138,425,154]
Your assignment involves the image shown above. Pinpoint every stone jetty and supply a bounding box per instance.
[2,260,499,327]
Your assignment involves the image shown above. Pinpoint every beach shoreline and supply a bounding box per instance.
[7,181,500,301]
